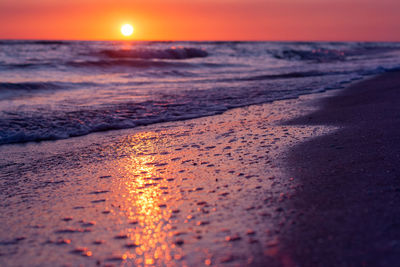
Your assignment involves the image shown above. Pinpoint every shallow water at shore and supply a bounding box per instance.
[2,41,400,145]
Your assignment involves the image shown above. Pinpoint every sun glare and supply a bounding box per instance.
[121,24,134,37]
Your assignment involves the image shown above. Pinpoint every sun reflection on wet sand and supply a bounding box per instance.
[111,135,184,266]
[95,95,337,266]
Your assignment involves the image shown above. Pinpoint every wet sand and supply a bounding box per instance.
[1,72,398,266]
[279,71,400,267]
[0,87,336,266]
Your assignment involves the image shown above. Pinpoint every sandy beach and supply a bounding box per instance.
[280,71,400,267]
[1,71,399,266]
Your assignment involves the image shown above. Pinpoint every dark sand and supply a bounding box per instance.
[279,71,400,267]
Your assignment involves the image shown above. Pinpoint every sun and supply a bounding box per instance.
[121,24,134,37]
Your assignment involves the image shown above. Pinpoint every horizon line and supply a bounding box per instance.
[1,38,400,43]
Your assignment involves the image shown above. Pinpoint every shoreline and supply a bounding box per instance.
[0,74,363,147]
[0,72,398,266]
[0,85,336,266]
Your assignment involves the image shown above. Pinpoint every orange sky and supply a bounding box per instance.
[0,0,399,41]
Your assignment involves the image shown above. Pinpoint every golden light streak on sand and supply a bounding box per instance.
[112,132,181,265]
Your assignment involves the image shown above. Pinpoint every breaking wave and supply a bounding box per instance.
[96,47,208,60]
[271,48,347,62]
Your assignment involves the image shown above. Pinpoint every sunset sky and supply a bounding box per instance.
[1,0,399,41]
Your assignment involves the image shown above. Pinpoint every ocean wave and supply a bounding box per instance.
[1,41,400,146]
[0,59,224,72]
[96,47,208,60]
[0,62,56,70]
[0,81,95,91]
[238,66,397,82]
[67,59,195,68]
[0,40,69,46]
[271,48,347,62]
[0,73,356,146]
[270,43,400,62]
[0,102,225,145]
[237,71,328,81]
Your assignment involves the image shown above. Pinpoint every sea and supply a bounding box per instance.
[1,40,400,145]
